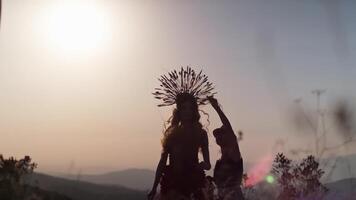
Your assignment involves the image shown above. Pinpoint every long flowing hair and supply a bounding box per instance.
[161,94,206,150]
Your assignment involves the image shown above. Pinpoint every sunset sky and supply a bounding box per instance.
[1,0,356,175]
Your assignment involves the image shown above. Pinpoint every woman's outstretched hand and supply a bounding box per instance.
[147,188,156,200]
[207,96,219,109]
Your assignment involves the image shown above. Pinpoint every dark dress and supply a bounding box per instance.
[160,126,207,197]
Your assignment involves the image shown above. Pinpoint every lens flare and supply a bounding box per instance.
[266,174,275,184]
[245,154,273,186]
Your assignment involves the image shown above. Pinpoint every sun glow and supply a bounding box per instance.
[43,2,111,56]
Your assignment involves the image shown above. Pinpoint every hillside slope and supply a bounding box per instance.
[25,173,146,200]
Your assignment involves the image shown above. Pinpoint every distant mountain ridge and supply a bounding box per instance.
[28,170,356,200]
[325,178,356,200]
[53,153,356,191]
[59,168,155,191]
[24,173,146,200]
[320,153,356,183]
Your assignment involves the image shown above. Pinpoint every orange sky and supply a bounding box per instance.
[1,0,355,174]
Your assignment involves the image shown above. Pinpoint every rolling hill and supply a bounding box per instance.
[325,178,356,200]
[59,168,155,191]
[24,173,146,200]
[54,153,356,191]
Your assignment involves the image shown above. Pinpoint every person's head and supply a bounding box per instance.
[173,93,200,125]
[213,126,235,147]
[161,93,203,149]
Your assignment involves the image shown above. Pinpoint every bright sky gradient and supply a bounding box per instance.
[0,0,356,174]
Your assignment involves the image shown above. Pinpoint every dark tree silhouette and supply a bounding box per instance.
[0,155,37,199]
[0,155,37,182]
[272,153,327,200]
[272,153,296,200]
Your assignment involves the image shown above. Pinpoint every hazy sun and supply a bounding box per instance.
[44,2,111,55]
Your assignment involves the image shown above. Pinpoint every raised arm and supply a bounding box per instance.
[208,96,242,161]
[147,151,168,200]
[208,96,233,131]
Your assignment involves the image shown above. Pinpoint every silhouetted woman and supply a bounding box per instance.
[208,96,244,200]
[149,67,215,200]
[148,93,211,200]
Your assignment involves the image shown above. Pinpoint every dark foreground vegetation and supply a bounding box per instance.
[2,153,355,200]
[0,155,145,200]
[0,155,71,200]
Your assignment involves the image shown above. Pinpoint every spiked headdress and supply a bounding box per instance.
[153,67,216,107]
